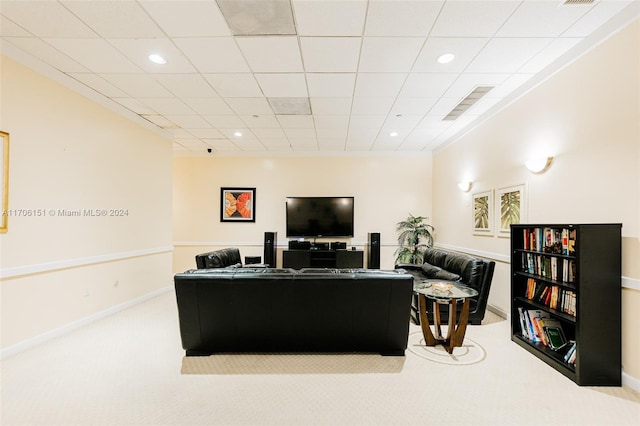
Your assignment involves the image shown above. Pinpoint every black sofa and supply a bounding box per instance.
[195,247,268,269]
[174,268,414,356]
[396,248,495,325]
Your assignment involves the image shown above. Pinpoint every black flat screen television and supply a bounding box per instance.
[286,196,354,238]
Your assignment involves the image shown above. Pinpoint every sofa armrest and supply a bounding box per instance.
[395,263,421,271]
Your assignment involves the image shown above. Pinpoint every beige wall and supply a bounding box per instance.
[0,56,174,350]
[432,20,640,380]
[173,155,433,272]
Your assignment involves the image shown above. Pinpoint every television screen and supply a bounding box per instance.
[286,197,354,238]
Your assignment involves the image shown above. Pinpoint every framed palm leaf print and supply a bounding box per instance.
[472,190,493,235]
[496,183,527,236]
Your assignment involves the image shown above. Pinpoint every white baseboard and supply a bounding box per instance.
[0,286,172,360]
[622,371,640,393]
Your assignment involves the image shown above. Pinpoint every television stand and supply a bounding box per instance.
[282,249,363,269]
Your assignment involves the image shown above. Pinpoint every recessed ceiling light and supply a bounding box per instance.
[233,131,242,137]
[390,132,399,137]
[148,54,167,65]
[437,53,455,64]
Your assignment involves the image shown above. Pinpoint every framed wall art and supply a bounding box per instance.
[220,187,255,222]
[472,190,493,236]
[1,131,9,233]
[496,183,527,236]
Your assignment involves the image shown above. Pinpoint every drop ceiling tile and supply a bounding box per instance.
[412,38,489,73]
[183,98,234,115]
[1,1,96,38]
[400,73,459,98]
[466,97,503,116]
[348,115,386,133]
[112,98,156,115]
[351,98,395,115]
[390,98,439,116]
[45,39,141,73]
[314,115,349,131]
[519,38,582,74]
[382,114,423,130]
[466,38,553,73]
[189,128,226,139]
[365,0,441,36]
[205,140,239,151]
[359,37,424,72]
[317,138,346,150]
[236,37,303,72]
[70,74,128,97]
[137,98,194,115]
[172,143,190,152]
[173,38,249,73]
[293,0,367,36]
[203,115,246,128]
[442,73,509,99]
[260,137,290,146]
[99,74,173,97]
[109,39,196,74]
[430,1,520,37]
[139,0,231,37]
[255,74,308,97]
[300,37,361,72]
[310,98,352,115]
[165,115,212,129]
[306,74,356,98]
[203,74,263,97]
[496,0,589,38]
[153,74,220,98]
[62,1,163,38]
[284,128,317,140]
[226,98,273,115]
[289,137,318,146]
[6,38,89,73]
[240,114,281,129]
[0,16,32,36]
[563,0,634,37]
[276,115,314,128]
[251,128,287,139]
[354,73,407,97]
[142,115,178,128]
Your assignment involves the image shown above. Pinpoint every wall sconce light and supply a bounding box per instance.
[525,157,553,174]
[457,181,473,192]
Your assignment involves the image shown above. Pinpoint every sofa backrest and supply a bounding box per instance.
[174,268,414,355]
[195,247,242,269]
[423,248,486,291]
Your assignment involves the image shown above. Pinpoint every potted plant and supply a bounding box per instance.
[395,214,434,265]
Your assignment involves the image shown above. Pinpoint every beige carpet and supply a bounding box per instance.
[2,291,639,426]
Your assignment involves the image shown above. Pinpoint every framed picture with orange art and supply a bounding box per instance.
[220,187,255,222]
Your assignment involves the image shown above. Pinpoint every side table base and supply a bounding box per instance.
[418,294,471,354]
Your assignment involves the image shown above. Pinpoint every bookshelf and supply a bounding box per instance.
[510,224,622,386]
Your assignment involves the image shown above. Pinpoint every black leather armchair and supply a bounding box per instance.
[396,248,495,325]
[195,247,268,269]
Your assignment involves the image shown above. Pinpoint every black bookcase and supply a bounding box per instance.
[510,223,621,386]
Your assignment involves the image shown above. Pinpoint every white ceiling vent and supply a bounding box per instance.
[268,97,311,115]
[443,86,494,121]
[216,0,296,36]
[562,0,596,5]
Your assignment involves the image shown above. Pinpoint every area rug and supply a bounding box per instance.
[407,331,487,365]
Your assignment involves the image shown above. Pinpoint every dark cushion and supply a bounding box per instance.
[420,263,461,281]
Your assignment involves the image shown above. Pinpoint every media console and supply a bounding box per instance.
[282,249,363,269]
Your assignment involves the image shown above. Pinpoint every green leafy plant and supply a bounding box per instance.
[395,214,434,265]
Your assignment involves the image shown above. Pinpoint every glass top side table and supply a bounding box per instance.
[414,281,479,354]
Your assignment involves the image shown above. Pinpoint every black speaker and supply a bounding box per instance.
[330,241,347,250]
[367,232,381,269]
[263,232,277,267]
